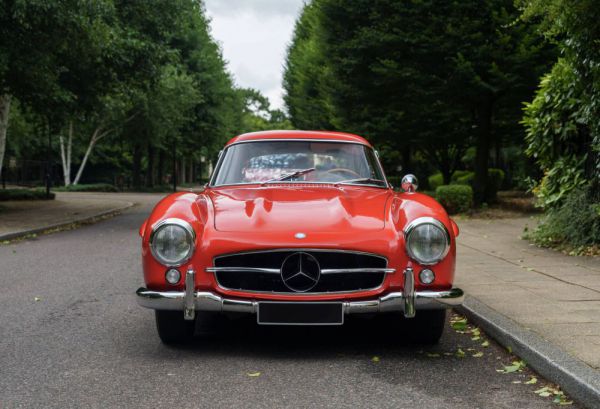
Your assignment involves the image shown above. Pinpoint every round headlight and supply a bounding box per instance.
[405,217,450,265]
[150,219,195,266]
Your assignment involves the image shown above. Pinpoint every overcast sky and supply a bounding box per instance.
[204,0,306,111]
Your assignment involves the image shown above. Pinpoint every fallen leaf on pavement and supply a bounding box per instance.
[525,377,537,385]
[472,352,484,358]
[247,372,261,377]
[34,297,41,302]
[451,319,468,331]
[481,340,490,348]
[426,353,440,358]
[371,356,380,363]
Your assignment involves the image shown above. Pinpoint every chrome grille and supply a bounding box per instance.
[208,249,392,294]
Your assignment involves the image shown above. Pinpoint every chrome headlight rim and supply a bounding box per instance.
[404,217,451,265]
[149,218,196,267]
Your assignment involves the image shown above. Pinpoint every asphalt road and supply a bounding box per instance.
[0,197,578,408]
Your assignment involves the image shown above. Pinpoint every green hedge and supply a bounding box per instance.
[53,183,119,192]
[428,173,444,190]
[525,187,600,249]
[0,188,55,201]
[435,185,473,214]
[428,168,506,200]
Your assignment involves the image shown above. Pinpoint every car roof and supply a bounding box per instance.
[225,130,373,147]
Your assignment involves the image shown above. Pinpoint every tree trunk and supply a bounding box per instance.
[72,127,101,185]
[473,97,493,205]
[188,159,193,184]
[158,149,164,185]
[146,144,155,187]
[0,94,12,181]
[132,143,143,189]
[180,157,186,185]
[59,121,74,186]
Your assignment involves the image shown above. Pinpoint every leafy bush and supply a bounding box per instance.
[428,173,444,190]
[522,59,593,209]
[454,172,474,186]
[526,187,600,249]
[0,188,55,201]
[54,183,119,192]
[435,185,473,214]
[450,170,472,182]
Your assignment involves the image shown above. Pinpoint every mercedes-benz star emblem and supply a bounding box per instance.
[280,252,320,292]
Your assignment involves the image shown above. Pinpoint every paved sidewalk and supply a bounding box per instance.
[455,216,600,370]
[0,192,163,240]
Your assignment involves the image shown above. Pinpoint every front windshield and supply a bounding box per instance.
[212,141,387,187]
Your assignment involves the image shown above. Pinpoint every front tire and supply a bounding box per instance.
[155,310,196,345]
[405,309,447,344]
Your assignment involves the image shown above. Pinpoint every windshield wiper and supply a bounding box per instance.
[335,177,387,186]
[262,167,316,184]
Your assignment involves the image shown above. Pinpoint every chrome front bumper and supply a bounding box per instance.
[136,267,464,320]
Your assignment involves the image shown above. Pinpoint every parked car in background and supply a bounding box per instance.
[136,130,463,344]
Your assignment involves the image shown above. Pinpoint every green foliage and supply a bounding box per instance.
[284,0,553,204]
[53,183,118,192]
[522,59,592,208]
[428,174,444,191]
[532,156,588,208]
[521,0,600,211]
[0,189,54,201]
[454,172,474,186]
[451,170,472,183]
[237,88,293,134]
[526,187,600,248]
[1,0,287,190]
[435,185,473,214]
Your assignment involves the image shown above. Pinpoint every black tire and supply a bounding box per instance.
[155,310,196,345]
[405,309,447,344]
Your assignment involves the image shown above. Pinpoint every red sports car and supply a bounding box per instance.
[136,130,463,344]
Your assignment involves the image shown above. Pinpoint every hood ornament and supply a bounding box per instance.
[294,232,306,239]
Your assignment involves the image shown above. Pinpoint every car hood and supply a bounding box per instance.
[207,185,391,233]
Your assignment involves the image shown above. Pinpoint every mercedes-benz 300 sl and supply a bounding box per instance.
[136,130,463,344]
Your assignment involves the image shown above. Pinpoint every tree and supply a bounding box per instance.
[0,0,115,180]
[283,2,333,131]
[284,0,552,201]
[520,0,600,196]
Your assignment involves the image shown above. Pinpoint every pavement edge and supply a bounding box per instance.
[456,295,600,409]
[0,201,135,242]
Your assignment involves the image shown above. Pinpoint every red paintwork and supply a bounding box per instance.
[140,131,457,301]
[226,130,373,147]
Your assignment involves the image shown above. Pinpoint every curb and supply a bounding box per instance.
[457,295,600,409]
[0,201,135,242]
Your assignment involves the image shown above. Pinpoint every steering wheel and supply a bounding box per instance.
[323,168,361,179]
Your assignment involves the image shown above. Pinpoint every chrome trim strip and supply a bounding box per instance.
[206,267,395,275]
[149,218,196,267]
[404,217,451,266]
[321,268,395,274]
[206,267,280,274]
[135,287,465,316]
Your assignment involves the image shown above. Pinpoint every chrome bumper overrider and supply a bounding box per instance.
[136,267,464,320]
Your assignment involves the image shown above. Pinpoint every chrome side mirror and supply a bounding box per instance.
[401,174,418,193]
